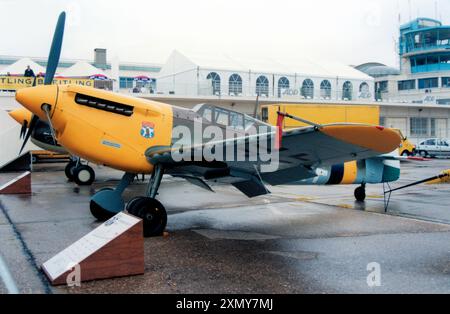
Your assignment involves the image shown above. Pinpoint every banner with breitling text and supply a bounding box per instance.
[0,76,94,91]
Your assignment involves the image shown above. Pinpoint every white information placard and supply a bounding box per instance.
[42,212,141,280]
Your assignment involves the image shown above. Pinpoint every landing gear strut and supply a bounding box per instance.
[89,164,167,237]
[65,157,95,186]
[354,183,366,202]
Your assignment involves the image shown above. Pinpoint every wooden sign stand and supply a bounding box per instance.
[0,171,31,195]
[42,212,144,286]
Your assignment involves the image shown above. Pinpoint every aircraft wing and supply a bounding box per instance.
[146,124,401,197]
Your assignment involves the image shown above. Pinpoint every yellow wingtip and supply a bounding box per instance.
[320,125,402,154]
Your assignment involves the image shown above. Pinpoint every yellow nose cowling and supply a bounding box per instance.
[15,85,58,121]
[8,108,33,126]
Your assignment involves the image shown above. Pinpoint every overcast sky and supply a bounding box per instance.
[0,0,448,67]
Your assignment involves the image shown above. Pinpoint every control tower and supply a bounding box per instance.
[399,18,450,86]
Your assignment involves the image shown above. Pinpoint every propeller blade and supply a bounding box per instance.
[19,115,39,155]
[17,12,66,155]
[44,12,66,85]
[20,119,28,139]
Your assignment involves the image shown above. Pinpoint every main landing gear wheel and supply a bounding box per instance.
[65,160,77,181]
[73,165,95,186]
[354,185,366,202]
[126,196,142,211]
[127,197,167,237]
[90,188,121,222]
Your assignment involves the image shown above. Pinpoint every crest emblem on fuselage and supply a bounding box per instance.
[140,121,155,139]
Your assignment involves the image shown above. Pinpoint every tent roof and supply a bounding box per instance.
[174,50,372,80]
[0,58,46,75]
[60,61,107,78]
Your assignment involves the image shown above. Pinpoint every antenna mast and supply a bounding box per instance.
[435,0,438,20]
[408,0,412,21]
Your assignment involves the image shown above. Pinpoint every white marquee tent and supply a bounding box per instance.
[60,61,107,78]
[0,58,45,76]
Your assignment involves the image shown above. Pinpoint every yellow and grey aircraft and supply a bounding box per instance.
[9,107,95,185]
[14,12,402,237]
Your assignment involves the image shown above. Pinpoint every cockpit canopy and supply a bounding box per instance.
[193,104,273,132]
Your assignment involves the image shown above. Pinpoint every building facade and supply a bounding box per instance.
[1,44,450,145]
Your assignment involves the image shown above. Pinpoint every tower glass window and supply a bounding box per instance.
[377,81,388,92]
[119,77,134,89]
[410,117,428,136]
[320,80,331,99]
[301,79,314,99]
[418,78,438,89]
[342,81,353,100]
[206,72,221,95]
[278,77,290,97]
[398,80,416,91]
[256,75,269,97]
[229,74,242,96]
[431,118,436,137]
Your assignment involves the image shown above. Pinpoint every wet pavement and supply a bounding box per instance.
[0,159,449,294]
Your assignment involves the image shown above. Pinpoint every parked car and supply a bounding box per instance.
[416,138,450,158]
[395,129,416,156]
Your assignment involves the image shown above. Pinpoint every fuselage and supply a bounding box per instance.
[297,156,401,185]
[15,84,402,181]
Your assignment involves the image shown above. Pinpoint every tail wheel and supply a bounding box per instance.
[401,150,410,157]
[73,165,95,186]
[354,186,366,202]
[127,197,167,237]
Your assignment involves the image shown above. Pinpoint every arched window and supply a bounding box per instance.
[256,75,269,97]
[359,82,370,98]
[278,77,290,97]
[207,72,221,95]
[320,80,332,99]
[301,79,314,99]
[229,74,242,96]
[342,81,353,100]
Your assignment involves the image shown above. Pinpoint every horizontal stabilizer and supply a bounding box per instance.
[232,176,269,198]
[262,165,316,186]
[171,174,214,192]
